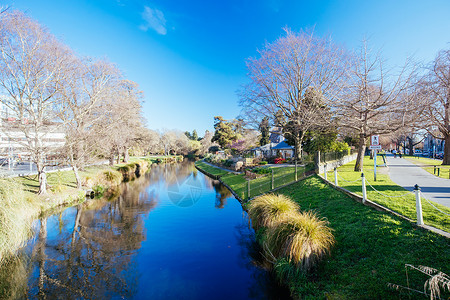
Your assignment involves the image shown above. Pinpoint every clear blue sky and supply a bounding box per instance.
[5,0,450,135]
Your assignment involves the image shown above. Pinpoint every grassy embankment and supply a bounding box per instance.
[274,176,450,299]
[196,159,450,299]
[326,156,450,232]
[404,156,450,179]
[0,156,163,267]
[195,160,309,199]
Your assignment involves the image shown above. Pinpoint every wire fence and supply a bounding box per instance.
[240,164,315,200]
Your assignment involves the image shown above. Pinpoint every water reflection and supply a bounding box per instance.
[27,175,157,299]
[3,161,290,299]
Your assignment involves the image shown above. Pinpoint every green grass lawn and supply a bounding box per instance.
[328,156,450,232]
[274,176,450,299]
[194,161,230,177]
[404,156,450,179]
[221,166,307,200]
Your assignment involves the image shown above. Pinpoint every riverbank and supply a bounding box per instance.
[195,159,450,299]
[0,155,180,268]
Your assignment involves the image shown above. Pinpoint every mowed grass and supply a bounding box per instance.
[194,161,230,177]
[275,176,450,299]
[327,156,450,232]
[16,165,112,194]
[221,166,307,200]
[404,156,450,179]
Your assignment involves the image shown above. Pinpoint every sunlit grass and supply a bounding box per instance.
[0,179,38,265]
[328,156,450,232]
[274,176,450,299]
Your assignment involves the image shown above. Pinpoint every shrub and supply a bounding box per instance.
[259,161,268,165]
[265,211,334,271]
[248,194,300,230]
[274,157,286,164]
[223,159,234,167]
[252,167,271,175]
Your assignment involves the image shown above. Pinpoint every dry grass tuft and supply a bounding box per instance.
[248,194,300,230]
[265,211,335,271]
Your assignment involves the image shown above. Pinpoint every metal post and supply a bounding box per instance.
[247,180,251,200]
[324,163,327,180]
[334,167,338,186]
[271,169,274,190]
[361,173,367,204]
[295,160,298,181]
[374,150,377,181]
[414,184,424,225]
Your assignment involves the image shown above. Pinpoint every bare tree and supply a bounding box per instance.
[60,58,120,188]
[0,10,75,194]
[422,49,450,164]
[334,41,418,171]
[239,28,349,160]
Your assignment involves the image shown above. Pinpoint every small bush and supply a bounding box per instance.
[259,161,268,165]
[248,194,300,230]
[252,167,271,175]
[274,158,286,164]
[265,211,334,271]
[223,159,234,167]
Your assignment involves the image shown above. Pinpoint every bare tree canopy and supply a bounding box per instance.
[239,28,350,160]
[0,10,76,194]
[422,49,450,164]
[333,40,418,171]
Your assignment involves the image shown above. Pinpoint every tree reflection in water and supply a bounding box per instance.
[211,179,232,209]
[27,174,158,299]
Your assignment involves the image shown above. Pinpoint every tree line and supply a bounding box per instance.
[0,10,148,194]
[239,28,450,170]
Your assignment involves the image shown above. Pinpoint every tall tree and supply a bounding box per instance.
[422,49,450,164]
[239,28,349,160]
[211,116,237,149]
[334,41,418,171]
[0,10,75,194]
[259,117,270,146]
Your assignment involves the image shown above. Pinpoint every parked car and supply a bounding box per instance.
[414,149,422,155]
[422,150,429,157]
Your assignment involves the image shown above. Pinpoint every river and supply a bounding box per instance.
[5,161,291,299]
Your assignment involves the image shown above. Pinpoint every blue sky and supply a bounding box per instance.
[5,0,450,135]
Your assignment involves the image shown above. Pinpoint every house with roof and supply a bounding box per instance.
[251,127,295,160]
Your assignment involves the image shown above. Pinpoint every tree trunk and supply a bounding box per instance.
[109,149,115,166]
[123,147,129,163]
[354,134,366,172]
[73,165,82,189]
[443,134,450,165]
[38,170,47,195]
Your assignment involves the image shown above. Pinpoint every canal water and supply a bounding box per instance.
[10,161,291,299]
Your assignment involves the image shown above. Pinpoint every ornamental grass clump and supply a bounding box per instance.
[0,179,37,266]
[265,211,335,271]
[248,194,300,230]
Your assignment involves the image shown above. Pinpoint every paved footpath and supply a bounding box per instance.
[386,154,450,208]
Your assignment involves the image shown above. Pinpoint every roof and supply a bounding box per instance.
[272,141,294,150]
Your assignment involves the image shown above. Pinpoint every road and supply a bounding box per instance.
[386,154,450,208]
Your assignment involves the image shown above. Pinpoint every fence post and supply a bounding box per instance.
[438,167,440,177]
[295,160,298,181]
[361,173,367,204]
[247,180,251,200]
[434,166,436,174]
[324,163,327,181]
[334,167,338,186]
[414,184,424,226]
[271,169,274,190]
